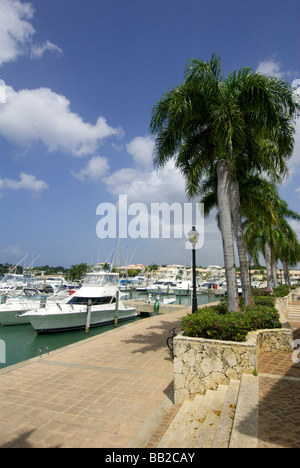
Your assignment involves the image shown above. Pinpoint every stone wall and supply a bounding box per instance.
[173,293,296,404]
[275,286,300,321]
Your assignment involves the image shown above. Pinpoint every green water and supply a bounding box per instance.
[0,292,218,370]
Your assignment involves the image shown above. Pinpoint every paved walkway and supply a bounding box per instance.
[257,318,300,449]
[0,301,299,448]
[0,308,186,448]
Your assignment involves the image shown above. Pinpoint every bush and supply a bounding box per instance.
[252,285,291,298]
[181,304,281,342]
[243,304,281,330]
[181,307,250,342]
[252,288,271,296]
[273,285,291,297]
[253,296,275,307]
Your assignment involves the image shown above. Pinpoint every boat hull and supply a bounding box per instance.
[0,309,30,326]
[24,305,137,333]
[0,302,40,325]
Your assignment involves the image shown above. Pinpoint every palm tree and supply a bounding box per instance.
[275,201,300,286]
[244,192,300,290]
[199,172,284,297]
[277,224,300,286]
[150,54,298,311]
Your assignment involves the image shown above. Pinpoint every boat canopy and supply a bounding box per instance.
[83,272,119,286]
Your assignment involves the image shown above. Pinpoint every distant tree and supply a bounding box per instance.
[147,263,159,273]
[69,263,88,281]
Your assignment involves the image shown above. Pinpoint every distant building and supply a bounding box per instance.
[207,265,223,272]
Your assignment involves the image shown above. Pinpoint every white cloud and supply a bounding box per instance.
[126,136,155,169]
[72,156,110,182]
[257,57,296,80]
[257,59,283,78]
[0,172,48,192]
[103,159,187,205]
[290,220,300,243]
[93,134,224,266]
[0,0,62,65]
[100,135,186,204]
[2,244,23,258]
[0,0,34,65]
[0,86,123,156]
[30,40,63,59]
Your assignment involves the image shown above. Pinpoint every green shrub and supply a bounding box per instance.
[181,304,281,343]
[181,307,250,342]
[273,285,291,297]
[243,305,281,330]
[253,296,275,307]
[252,288,271,296]
[252,285,291,298]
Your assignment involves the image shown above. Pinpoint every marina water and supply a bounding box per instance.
[0,291,217,370]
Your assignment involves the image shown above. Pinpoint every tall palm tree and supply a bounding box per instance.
[244,192,300,290]
[199,172,283,297]
[150,54,298,311]
[275,201,300,286]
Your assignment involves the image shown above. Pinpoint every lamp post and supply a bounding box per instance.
[188,227,200,314]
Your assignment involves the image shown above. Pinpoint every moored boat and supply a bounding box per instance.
[146,279,178,295]
[0,288,71,326]
[20,271,137,333]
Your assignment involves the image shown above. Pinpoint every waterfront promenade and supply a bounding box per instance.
[0,301,299,448]
[0,307,186,448]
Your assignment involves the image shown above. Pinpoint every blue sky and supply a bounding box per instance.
[0,0,299,269]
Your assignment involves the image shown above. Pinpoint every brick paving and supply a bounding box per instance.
[0,308,188,448]
[257,321,300,448]
[1,300,300,449]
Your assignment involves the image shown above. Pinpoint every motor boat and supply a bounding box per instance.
[145,279,178,295]
[0,273,28,296]
[20,271,137,333]
[0,287,71,326]
[172,280,192,296]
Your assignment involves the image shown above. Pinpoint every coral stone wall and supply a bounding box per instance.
[173,292,296,404]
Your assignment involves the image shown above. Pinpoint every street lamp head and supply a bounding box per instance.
[188,226,200,246]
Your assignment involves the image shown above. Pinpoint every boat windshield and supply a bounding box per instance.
[68,296,116,305]
[1,274,24,283]
[83,274,119,286]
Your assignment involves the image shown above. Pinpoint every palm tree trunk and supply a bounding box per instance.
[230,174,254,305]
[217,160,240,312]
[282,259,290,286]
[271,256,278,288]
[264,240,273,291]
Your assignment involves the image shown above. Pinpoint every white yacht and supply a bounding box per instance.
[0,288,71,326]
[146,279,178,295]
[0,273,28,296]
[173,280,192,296]
[21,271,137,333]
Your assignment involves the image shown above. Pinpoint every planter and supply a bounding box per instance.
[173,326,293,405]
